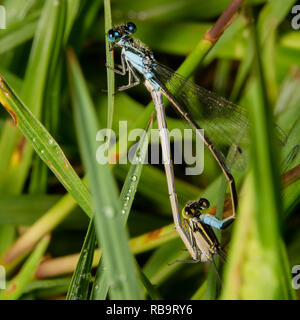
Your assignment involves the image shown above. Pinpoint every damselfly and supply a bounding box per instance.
[106,22,247,263]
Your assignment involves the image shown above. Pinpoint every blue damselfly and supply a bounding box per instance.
[106,22,250,263]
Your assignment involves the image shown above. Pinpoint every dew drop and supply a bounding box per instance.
[103,206,114,218]
[131,175,137,182]
[121,209,126,215]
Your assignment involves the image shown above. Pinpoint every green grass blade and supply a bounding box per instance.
[66,218,96,300]
[22,278,70,300]
[221,16,296,299]
[0,235,50,300]
[90,115,153,300]
[136,262,162,300]
[0,0,67,194]
[104,0,114,148]
[0,194,85,227]
[0,225,16,257]
[0,76,92,215]
[67,48,142,299]
[0,10,39,55]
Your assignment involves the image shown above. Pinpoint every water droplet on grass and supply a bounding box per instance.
[103,206,114,218]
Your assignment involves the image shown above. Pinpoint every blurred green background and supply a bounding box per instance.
[0,0,299,300]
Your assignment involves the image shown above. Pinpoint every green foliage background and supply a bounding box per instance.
[0,0,299,300]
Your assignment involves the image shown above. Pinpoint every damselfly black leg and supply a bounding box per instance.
[117,63,140,91]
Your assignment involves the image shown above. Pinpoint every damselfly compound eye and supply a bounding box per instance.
[126,22,136,34]
[107,29,115,42]
[198,198,210,210]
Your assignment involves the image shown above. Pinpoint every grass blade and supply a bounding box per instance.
[0,235,50,300]
[90,115,153,299]
[67,48,142,299]
[221,15,296,299]
[0,0,67,194]
[0,75,93,267]
[0,76,92,217]
[66,218,96,300]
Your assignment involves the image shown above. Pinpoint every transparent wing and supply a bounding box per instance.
[154,62,250,170]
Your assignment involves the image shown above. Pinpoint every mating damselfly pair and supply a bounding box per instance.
[106,22,261,273]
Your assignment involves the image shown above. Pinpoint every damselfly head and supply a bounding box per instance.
[107,22,137,42]
[182,198,210,219]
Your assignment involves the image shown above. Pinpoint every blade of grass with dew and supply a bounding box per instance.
[66,218,96,300]
[0,76,92,216]
[114,164,202,215]
[90,115,153,299]
[0,75,93,267]
[0,234,50,300]
[67,48,142,299]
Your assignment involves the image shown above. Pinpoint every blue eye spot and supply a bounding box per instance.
[114,31,119,36]
[127,22,136,34]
